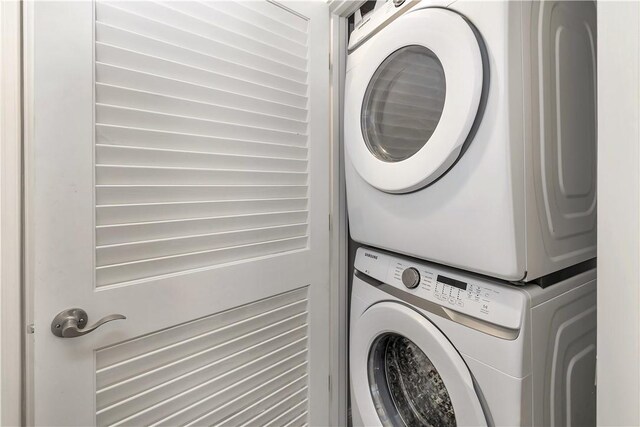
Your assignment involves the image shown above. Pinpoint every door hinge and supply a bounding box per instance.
[329,213,332,232]
[328,374,332,394]
[26,323,35,334]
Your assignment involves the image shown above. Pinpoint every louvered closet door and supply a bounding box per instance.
[28,2,330,425]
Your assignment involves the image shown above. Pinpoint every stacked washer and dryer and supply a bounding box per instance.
[345,0,597,426]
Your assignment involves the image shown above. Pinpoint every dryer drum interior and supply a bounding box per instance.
[361,45,447,163]
[368,333,457,427]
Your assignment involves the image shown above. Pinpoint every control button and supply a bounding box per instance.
[401,267,421,289]
[448,297,455,304]
[456,300,464,307]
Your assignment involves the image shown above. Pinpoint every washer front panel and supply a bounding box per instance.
[355,248,525,330]
[350,302,487,426]
[345,7,483,193]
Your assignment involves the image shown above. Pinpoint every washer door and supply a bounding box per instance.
[345,8,484,193]
[351,302,487,426]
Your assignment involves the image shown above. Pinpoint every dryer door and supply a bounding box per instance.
[351,302,487,427]
[345,8,484,193]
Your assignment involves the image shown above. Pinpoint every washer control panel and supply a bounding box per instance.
[355,248,525,330]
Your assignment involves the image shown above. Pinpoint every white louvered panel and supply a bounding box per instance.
[95,66,308,121]
[97,236,307,286]
[97,198,308,224]
[168,2,307,58]
[95,85,308,134]
[203,1,307,43]
[96,146,307,172]
[96,125,308,158]
[95,287,309,427]
[229,388,308,427]
[96,211,309,245]
[97,224,308,265]
[95,43,307,107]
[96,105,307,146]
[98,319,307,416]
[267,403,309,427]
[238,1,308,33]
[96,166,307,186]
[96,185,308,204]
[219,385,307,427]
[95,2,307,81]
[94,0,310,287]
[172,365,307,427]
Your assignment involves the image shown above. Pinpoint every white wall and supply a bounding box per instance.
[597,2,640,425]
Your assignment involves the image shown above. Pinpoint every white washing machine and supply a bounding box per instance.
[345,0,597,281]
[350,248,596,426]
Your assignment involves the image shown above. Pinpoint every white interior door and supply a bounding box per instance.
[27,1,330,425]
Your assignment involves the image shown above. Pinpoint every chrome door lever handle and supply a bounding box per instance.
[51,308,126,338]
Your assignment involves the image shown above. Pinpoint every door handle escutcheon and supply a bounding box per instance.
[50,308,126,338]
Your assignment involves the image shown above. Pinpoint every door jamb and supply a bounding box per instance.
[0,1,23,425]
[328,2,364,426]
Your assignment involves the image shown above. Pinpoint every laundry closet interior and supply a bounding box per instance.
[2,0,631,425]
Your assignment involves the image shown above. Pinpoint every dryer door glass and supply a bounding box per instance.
[368,333,456,427]
[361,45,446,163]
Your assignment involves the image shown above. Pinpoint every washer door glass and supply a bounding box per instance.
[361,45,446,163]
[368,333,456,427]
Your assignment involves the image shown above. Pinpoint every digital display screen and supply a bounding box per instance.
[437,275,468,291]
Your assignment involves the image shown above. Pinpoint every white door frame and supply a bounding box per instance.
[0,1,23,425]
[596,2,640,425]
[328,2,366,426]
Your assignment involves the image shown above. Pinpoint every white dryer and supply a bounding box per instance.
[345,0,597,281]
[350,248,596,426]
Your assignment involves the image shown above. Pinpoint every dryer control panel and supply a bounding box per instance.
[347,0,451,51]
[354,248,525,330]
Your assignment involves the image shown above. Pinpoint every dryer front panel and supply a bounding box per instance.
[345,7,484,193]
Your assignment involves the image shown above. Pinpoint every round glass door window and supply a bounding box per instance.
[368,333,456,427]
[361,45,447,163]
